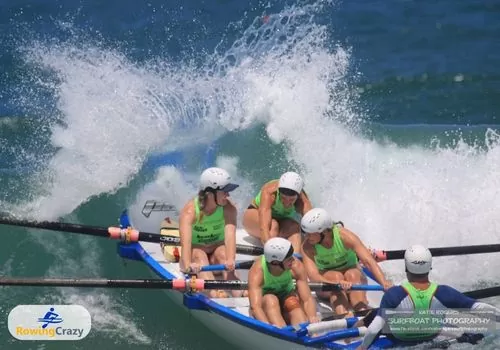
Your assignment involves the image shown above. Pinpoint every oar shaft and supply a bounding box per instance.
[0,277,381,292]
[308,283,383,292]
[464,286,500,299]
[377,244,500,261]
[0,218,264,256]
[0,218,109,237]
[0,278,174,289]
[113,227,263,255]
[0,277,249,291]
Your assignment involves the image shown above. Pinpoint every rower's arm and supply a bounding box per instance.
[357,315,386,350]
[294,261,318,322]
[436,285,500,322]
[223,204,237,263]
[357,287,400,350]
[296,190,313,215]
[472,303,500,322]
[179,202,195,271]
[248,260,269,324]
[258,190,274,244]
[342,228,390,287]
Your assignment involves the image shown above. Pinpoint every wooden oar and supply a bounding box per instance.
[0,277,383,292]
[0,217,264,256]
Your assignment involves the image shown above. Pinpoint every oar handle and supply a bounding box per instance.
[200,260,256,272]
[200,264,226,272]
[308,283,383,292]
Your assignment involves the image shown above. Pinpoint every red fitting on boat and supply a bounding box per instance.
[195,279,205,291]
[107,227,139,243]
[108,227,121,239]
[172,279,186,290]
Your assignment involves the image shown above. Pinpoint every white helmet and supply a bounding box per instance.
[300,208,333,234]
[278,171,304,195]
[264,237,293,263]
[199,167,239,192]
[404,245,432,274]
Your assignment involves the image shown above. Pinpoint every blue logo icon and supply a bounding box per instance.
[37,307,63,329]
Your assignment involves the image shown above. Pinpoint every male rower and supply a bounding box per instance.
[179,167,243,298]
[248,237,319,327]
[300,208,392,317]
[356,244,500,349]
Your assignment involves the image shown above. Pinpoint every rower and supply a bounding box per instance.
[178,167,244,298]
[356,244,500,349]
[248,237,319,327]
[300,208,392,317]
[242,171,313,253]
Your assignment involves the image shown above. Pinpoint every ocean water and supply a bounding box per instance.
[0,0,499,349]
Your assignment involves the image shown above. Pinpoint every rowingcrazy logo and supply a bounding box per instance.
[8,305,91,340]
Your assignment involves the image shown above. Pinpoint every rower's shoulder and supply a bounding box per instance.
[180,199,196,217]
[248,258,264,280]
[223,201,237,213]
[380,285,408,307]
[262,180,279,192]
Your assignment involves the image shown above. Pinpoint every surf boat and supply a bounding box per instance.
[116,200,396,349]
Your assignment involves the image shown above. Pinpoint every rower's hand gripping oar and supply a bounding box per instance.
[0,217,264,256]
[201,253,302,272]
[200,259,255,272]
